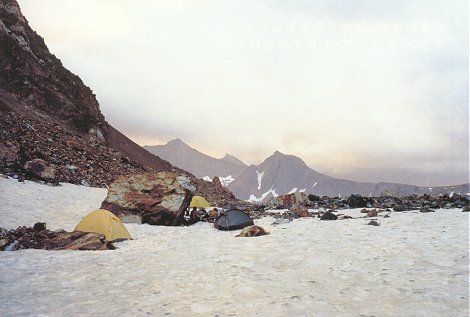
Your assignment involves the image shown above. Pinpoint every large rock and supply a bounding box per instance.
[236,225,270,237]
[320,211,338,220]
[347,194,366,208]
[101,172,196,226]
[269,192,308,208]
[0,226,113,251]
[47,231,110,251]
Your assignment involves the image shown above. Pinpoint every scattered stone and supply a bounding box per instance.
[462,205,470,212]
[320,211,338,220]
[367,220,380,226]
[420,207,435,213]
[236,225,270,237]
[360,208,369,213]
[393,205,405,212]
[367,209,378,217]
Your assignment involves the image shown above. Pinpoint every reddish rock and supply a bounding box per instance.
[47,232,109,251]
[101,172,195,226]
[367,209,378,217]
[236,225,270,237]
[289,205,312,218]
[269,192,308,208]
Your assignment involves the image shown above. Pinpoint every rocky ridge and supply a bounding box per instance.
[0,0,242,207]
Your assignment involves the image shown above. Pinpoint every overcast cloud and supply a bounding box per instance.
[18,0,468,186]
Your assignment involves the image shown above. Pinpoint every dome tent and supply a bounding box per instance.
[214,209,254,231]
[74,209,132,241]
[189,195,211,208]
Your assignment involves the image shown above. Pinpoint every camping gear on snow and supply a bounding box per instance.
[189,195,210,208]
[214,209,254,231]
[74,209,132,241]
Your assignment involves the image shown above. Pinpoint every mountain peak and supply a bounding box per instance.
[168,138,185,145]
[221,153,246,167]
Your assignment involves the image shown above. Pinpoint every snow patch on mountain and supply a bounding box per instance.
[203,175,235,187]
[248,185,278,203]
[288,188,298,194]
[256,170,264,190]
[220,175,235,187]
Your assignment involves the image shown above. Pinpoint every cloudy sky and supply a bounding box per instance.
[18,0,468,186]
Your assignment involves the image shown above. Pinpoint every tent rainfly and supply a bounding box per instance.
[189,195,211,208]
[74,209,132,241]
[214,209,254,231]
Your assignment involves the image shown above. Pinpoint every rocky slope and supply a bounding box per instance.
[0,0,241,206]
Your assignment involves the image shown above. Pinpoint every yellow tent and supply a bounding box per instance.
[74,209,132,241]
[189,195,210,208]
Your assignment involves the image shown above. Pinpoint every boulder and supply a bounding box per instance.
[367,209,378,217]
[393,204,405,212]
[320,211,338,220]
[47,231,110,251]
[101,172,196,226]
[289,205,312,218]
[347,194,366,208]
[307,194,320,202]
[33,222,46,232]
[269,192,308,208]
[367,220,380,226]
[462,205,470,212]
[236,225,270,237]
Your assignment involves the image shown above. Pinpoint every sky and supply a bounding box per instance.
[18,0,469,187]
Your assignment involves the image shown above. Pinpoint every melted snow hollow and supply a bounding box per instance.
[0,177,469,317]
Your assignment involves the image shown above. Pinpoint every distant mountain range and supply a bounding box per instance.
[145,139,470,201]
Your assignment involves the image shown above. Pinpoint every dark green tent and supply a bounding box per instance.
[214,209,254,231]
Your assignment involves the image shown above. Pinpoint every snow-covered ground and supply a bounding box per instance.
[0,177,469,317]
